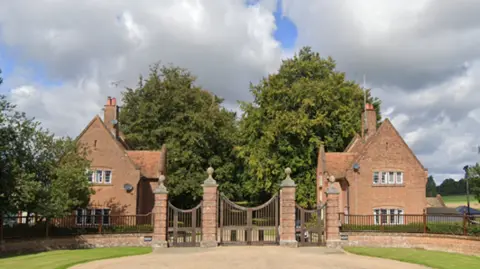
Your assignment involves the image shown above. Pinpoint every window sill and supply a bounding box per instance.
[371,184,405,187]
[91,183,113,186]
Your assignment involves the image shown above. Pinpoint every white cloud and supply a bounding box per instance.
[0,0,282,135]
[2,0,480,183]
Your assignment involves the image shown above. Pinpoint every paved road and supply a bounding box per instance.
[72,246,429,269]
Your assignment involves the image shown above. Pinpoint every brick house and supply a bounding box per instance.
[317,103,428,224]
[75,97,166,222]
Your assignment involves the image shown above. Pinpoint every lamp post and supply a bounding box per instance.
[463,165,471,216]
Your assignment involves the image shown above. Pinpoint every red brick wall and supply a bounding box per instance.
[201,185,218,246]
[78,117,141,214]
[279,187,296,244]
[1,234,152,255]
[349,121,427,215]
[342,232,480,256]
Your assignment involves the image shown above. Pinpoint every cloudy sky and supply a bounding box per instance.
[1,0,479,184]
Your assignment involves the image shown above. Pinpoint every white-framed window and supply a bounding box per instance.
[373,172,379,184]
[76,208,110,225]
[88,169,112,184]
[104,170,112,184]
[96,170,103,183]
[381,172,387,184]
[374,208,404,225]
[396,172,403,184]
[388,172,395,184]
[373,171,403,185]
[87,170,94,183]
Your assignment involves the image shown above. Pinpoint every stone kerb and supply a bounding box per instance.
[201,167,218,248]
[152,175,168,250]
[325,174,341,248]
[279,167,297,247]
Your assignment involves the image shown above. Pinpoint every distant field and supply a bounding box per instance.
[442,195,473,203]
[442,195,480,209]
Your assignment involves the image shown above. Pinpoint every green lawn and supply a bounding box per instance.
[442,195,473,203]
[344,247,480,269]
[0,247,152,269]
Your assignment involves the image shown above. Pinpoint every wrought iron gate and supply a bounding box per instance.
[295,203,326,246]
[167,201,202,247]
[218,193,279,245]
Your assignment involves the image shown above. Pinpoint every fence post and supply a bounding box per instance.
[423,209,427,234]
[0,214,4,252]
[463,213,467,236]
[325,175,341,248]
[201,167,218,247]
[45,217,50,239]
[152,175,169,250]
[279,168,297,247]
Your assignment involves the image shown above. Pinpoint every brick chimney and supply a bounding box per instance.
[361,103,377,139]
[104,96,119,137]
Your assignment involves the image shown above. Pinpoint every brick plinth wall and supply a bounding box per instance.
[325,184,341,248]
[201,167,218,247]
[1,234,153,256]
[279,168,297,247]
[152,175,168,249]
[342,232,480,256]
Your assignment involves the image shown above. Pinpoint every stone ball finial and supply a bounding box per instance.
[154,174,168,194]
[207,167,214,176]
[203,167,217,186]
[328,174,336,183]
[280,167,295,187]
[285,167,292,176]
[159,174,166,184]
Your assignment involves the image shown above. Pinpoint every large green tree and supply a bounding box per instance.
[426,175,437,197]
[237,47,381,207]
[436,178,468,196]
[467,164,480,203]
[120,63,242,208]
[1,85,91,218]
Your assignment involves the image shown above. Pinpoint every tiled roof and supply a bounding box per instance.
[426,195,446,208]
[127,150,164,179]
[426,198,443,207]
[426,207,460,215]
[325,152,357,179]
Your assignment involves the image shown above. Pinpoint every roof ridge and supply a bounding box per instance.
[325,152,357,155]
[127,150,161,153]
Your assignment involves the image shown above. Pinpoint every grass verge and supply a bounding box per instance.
[344,247,480,269]
[0,247,152,269]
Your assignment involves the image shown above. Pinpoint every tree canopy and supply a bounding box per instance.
[426,175,437,197]
[237,47,381,207]
[119,63,242,208]
[467,164,480,203]
[436,178,469,196]
[1,70,91,218]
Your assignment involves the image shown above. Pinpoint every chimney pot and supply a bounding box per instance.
[107,96,112,105]
[112,98,117,106]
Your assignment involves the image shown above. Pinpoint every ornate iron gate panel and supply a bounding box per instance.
[218,193,279,245]
[167,202,202,247]
[295,203,326,246]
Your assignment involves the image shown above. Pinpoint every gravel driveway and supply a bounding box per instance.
[71,246,429,269]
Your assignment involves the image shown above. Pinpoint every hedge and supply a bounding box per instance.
[341,222,480,236]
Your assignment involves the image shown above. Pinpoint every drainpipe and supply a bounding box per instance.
[347,185,350,214]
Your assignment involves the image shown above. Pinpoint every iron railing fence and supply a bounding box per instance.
[339,213,480,236]
[1,213,153,241]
